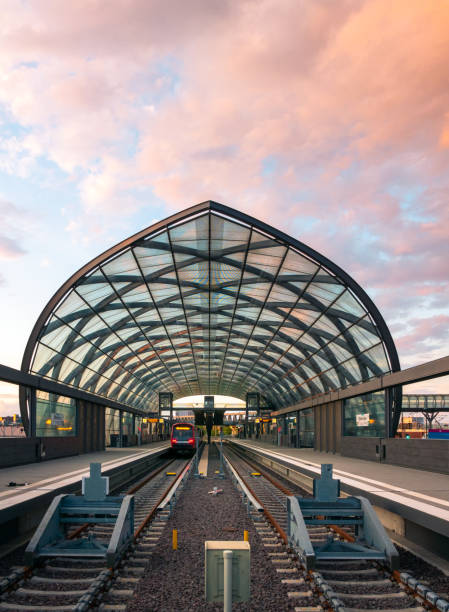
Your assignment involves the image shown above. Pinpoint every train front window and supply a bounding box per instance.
[173,427,193,441]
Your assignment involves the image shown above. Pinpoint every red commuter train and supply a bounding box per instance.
[170,423,200,454]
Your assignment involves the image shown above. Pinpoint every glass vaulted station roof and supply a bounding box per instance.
[23,202,399,413]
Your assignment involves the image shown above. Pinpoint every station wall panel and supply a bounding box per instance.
[340,436,449,474]
[340,435,381,461]
[383,438,449,474]
[78,400,105,454]
[314,400,342,453]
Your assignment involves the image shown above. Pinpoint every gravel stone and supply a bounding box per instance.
[127,445,314,611]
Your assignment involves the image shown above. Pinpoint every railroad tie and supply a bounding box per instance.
[0,605,79,611]
[106,589,134,599]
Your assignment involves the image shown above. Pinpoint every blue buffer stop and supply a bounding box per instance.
[24,462,134,567]
[287,464,399,570]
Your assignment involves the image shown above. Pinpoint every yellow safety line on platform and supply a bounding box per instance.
[198,444,209,477]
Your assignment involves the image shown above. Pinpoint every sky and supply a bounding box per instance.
[0,0,448,415]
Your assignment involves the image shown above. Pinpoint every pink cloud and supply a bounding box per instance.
[395,315,449,366]
[0,235,25,259]
[0,0,448,367]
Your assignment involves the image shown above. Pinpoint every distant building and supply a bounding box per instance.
[396,415,426,439]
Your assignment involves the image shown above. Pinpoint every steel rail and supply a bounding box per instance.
[221,452,263,512]
[157,456,194,510]
[0,454,187,611]
[223,446,288,544]
[133,456,194,540]
[232,443,449,612]
[229,443,357,545]
[0,455,175,599]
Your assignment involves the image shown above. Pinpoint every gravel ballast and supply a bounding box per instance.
[127,444,311,611]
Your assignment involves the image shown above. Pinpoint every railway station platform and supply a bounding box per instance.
[0,440,170,552]
[230,439,449,568]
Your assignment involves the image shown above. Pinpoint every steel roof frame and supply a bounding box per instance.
[20,201,400,430]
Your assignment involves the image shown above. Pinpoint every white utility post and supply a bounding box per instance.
[223,550,233,612]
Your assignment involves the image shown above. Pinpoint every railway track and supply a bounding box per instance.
[0,454,194,612]
[223,443,449,612]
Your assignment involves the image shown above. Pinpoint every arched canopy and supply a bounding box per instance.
[22,201,400,413]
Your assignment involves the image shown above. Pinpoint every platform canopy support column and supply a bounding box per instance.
[245,393,260,439]
[204,396,214,444]
[296,410,300,448]
[28,387,36,438]
[119,410,123,448]
[159,392,173,429]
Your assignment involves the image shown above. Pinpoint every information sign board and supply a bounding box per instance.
[356,413,370,427]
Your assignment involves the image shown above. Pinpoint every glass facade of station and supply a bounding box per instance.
[24,203,397,424]
[299,408,315,447]
[343,391,386,437]
[105,408,120,446]
[36,391,77,437]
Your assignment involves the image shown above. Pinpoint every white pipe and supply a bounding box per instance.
[223,549,233,612]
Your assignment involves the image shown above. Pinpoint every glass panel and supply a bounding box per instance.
[246,234,286,273]
[268,285,299,303]
[98,308,131,327]
[54,289,88,320]
[36,391,77,437]
[67,342,94,364]
[362,343,390,374]
[105,407,120,446]
[307,282,344,306]
[170,214,209,253]
[344,391,386,437]
[210,260,242,288]
[76,279,115,308]
[285,307,320,327]
[210,213,251,246]
[340,357,361,382]
[59,355,83,382]
[333,290,366,318]
[102,249,139,276]
[299,408,314,447]
[134,241,174,271]
[281,249,319,276]
[31,343,61,375]
[321,368,340,387]
[309,314,340,337]
[323,339,353,363]
[348,317,382,352]
[297,333,321,350]
[239,281,271,300]
[40,318,75,352]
